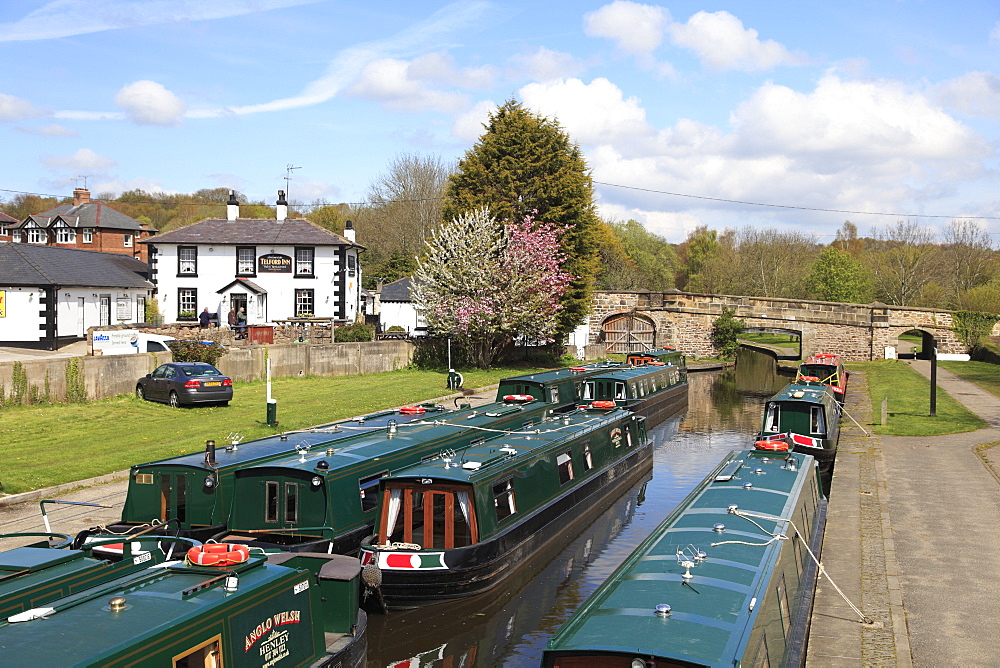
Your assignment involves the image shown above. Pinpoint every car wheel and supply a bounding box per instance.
[136,385,145,401]
[218,401,230,407]
[168,391,180,408]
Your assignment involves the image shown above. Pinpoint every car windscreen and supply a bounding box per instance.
[181,365,223,377]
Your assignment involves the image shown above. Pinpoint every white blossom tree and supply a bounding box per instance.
[413,209,574,368]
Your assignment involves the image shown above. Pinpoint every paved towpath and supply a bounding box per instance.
[809,360,1000,667]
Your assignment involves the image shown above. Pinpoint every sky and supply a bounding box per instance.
[1,0,999,243]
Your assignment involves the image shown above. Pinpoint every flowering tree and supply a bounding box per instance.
[413,209,574,368]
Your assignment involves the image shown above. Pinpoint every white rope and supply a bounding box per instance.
[714,508,872,624]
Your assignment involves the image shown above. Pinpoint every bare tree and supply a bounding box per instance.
[941,219,995,303]
[865,220,942,306]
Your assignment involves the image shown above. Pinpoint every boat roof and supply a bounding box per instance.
[130,405,450,472]
[544,449,819,667]
[626,347,680,360]
[802,353,843,366]
[498,366,612,387]
[381,407,637,484]
[585,363,679,383]
[0,557,300,665]
[768,382,835,405]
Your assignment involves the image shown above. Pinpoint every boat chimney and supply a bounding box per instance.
[344,219,356,243]
[276,190,288,222]
[204,439,217,466]
[226,191,239,221]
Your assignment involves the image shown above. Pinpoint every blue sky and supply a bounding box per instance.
[1,0,998,243]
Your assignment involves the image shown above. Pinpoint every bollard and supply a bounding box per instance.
[881,397,888,426]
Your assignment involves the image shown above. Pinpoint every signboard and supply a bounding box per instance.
[0,290,5,318]
[258,254,292,273]
[116,297,131,321]
[93,329,141,354]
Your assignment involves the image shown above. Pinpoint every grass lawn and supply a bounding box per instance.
[939,361,1000,398]
[740,333,800,348]
[0,366,549,495]
[854,360,986,436]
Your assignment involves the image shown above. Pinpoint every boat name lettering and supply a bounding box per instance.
[259,629,290,667]
[245,611,301,652]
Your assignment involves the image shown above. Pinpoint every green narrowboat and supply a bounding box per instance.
[114,406,449,542]
[757,382,842,465]
[0,546,367,667]
[579,354,688,427]
[358,405,650,609]
[542,448,827,668]
[796,353,848,402]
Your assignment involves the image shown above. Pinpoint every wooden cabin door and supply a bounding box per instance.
[600,312,655,353]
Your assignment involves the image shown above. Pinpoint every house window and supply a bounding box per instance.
[56,226,75,244]
[236,246,256,275]
[27,227,45,244]
[12,230,22,242]
[82,229,93,243]
[295,247,314,276]
[178,288,197,321]
[178,246,197,275]
[347,253,357,276]
[124,233,133,247]
[295,289,314,317]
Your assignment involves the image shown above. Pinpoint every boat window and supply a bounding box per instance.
[493,479,517,522]
[557,451,574,485]
[582,441,593,470]
[265,481,279,523]
[359,471,386,512]
[615,382,626,400]
[777,573,790,638]
[284,482,298,524]
[810,406,826,435]
[764,404,780,432]
[626,426,633,448]
[581,381,594,400]
[550,386,560,403]
[172,635,222,667]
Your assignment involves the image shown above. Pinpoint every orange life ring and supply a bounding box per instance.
[590,400,617,409]
[399,405,426,415]
[648,361,665,366]
[186,543,250,566]
[503,394,535,403]
[799,375,819,382]
[754,439,789,452]
[569,366,586,372]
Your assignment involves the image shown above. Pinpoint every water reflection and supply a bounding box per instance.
[366,355,784,667]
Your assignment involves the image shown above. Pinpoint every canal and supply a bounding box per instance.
[366,351,793,667]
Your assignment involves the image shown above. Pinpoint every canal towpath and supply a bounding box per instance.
[808,359,1000,667]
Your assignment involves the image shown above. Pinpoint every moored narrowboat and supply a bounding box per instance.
[796,353,849,401]
[579,356,688,427]
[542,448,827,668]
[0,545,367,667]
[757,382,842,465]
[358,405,651,609]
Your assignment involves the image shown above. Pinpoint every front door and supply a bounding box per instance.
[77,297,85,337]
[230,293,247,322]
[99,295,111,326]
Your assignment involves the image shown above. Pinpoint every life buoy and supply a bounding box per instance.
[799,375,820,382]
[503,394,535,403]
[186,543,250,566]
[754,439,789,452]
[399,405,426,415]
[648,361,665,366]
[569,366,586,372]
[590,400,617,409]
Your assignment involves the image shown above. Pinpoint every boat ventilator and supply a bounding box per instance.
[711,506,872,625]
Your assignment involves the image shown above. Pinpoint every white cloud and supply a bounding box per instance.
[346,58,468,112]
[42,148,117,170]
[0,93,47,121]
[584,1,669,56]
[15,124,78,137]
[508,47,583,82]
[991,22,1000,40]
[667,11,806,71]
[92,177,177,197]
[519,78,652,144]
[0,0,323,42]
[931,71,1000,118]
[408,52,497,90]
[114,81,186,126]
[452,100,496,142]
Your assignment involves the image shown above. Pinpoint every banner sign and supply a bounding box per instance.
[258,254,292,273]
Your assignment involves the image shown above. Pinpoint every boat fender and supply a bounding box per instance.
[754,439,789,452]
[186,543,250,566]
[590,400,617,409]
[399,405,426,415]
[503,394,535,403]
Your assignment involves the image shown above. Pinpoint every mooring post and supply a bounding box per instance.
[881,397,888,426]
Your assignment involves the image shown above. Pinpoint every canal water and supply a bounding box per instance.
[366,351,791,667]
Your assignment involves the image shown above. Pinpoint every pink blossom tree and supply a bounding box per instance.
[413,209,574,368]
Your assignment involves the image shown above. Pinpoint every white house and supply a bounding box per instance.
[0,244,153,349]
[141,191,363,325]
[377,277,427,336]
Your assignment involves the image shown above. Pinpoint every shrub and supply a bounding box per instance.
[712,307,745,358]
[334,322,375,342]
[168,340,227,366]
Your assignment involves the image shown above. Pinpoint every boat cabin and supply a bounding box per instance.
[797,353,848,400]
[758,382,842,462]
[625,346,685,368]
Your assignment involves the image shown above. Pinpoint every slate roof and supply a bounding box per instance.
[0,244,152,289]
[379,276,416,302]
[141,218,363,248]
[0,212,17,224]
[15,201,146,231]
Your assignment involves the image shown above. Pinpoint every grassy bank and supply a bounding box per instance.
[0,366,548,495]
[854,360,986,436]
[939,361,1000,398]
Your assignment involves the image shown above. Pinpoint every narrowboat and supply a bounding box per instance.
[796,353,849,401]
[114,405,451,542]
[0,542,367,667]
[579,357,687,427]
[358,405,651,609]
[542,447,827,668]
[757,382,842,465]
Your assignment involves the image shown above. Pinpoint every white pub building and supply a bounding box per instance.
[142,192,363,326]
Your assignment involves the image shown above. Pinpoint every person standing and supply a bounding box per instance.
[236,307,247,339]
[227,307,237,329]
[199,307,211,329]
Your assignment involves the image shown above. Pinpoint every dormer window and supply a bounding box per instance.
[56,224,76,244]
[27,226,45,244]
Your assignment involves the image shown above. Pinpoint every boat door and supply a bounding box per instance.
[379,484,478,549]
[158,472,188,524]
[264,479,305,529]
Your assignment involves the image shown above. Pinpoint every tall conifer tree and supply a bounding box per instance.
[443,99,600,340]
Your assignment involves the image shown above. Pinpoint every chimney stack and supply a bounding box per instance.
[73,188,91,207]
[344,220,356,243]
[226,191,239,221]
[276,190,288,222]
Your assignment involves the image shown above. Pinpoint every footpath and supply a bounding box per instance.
[808,360,1000,667]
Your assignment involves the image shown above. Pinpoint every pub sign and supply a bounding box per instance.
[258,254,292,273]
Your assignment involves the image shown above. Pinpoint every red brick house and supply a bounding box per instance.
[0,211,17,242]
[6,188,155,262]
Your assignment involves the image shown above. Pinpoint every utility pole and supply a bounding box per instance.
[284,164,301,203]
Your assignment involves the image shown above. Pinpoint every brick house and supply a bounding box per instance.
[0,211,18,242]
[6,188,155,262]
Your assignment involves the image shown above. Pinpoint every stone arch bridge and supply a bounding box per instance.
[588,291,997,361]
